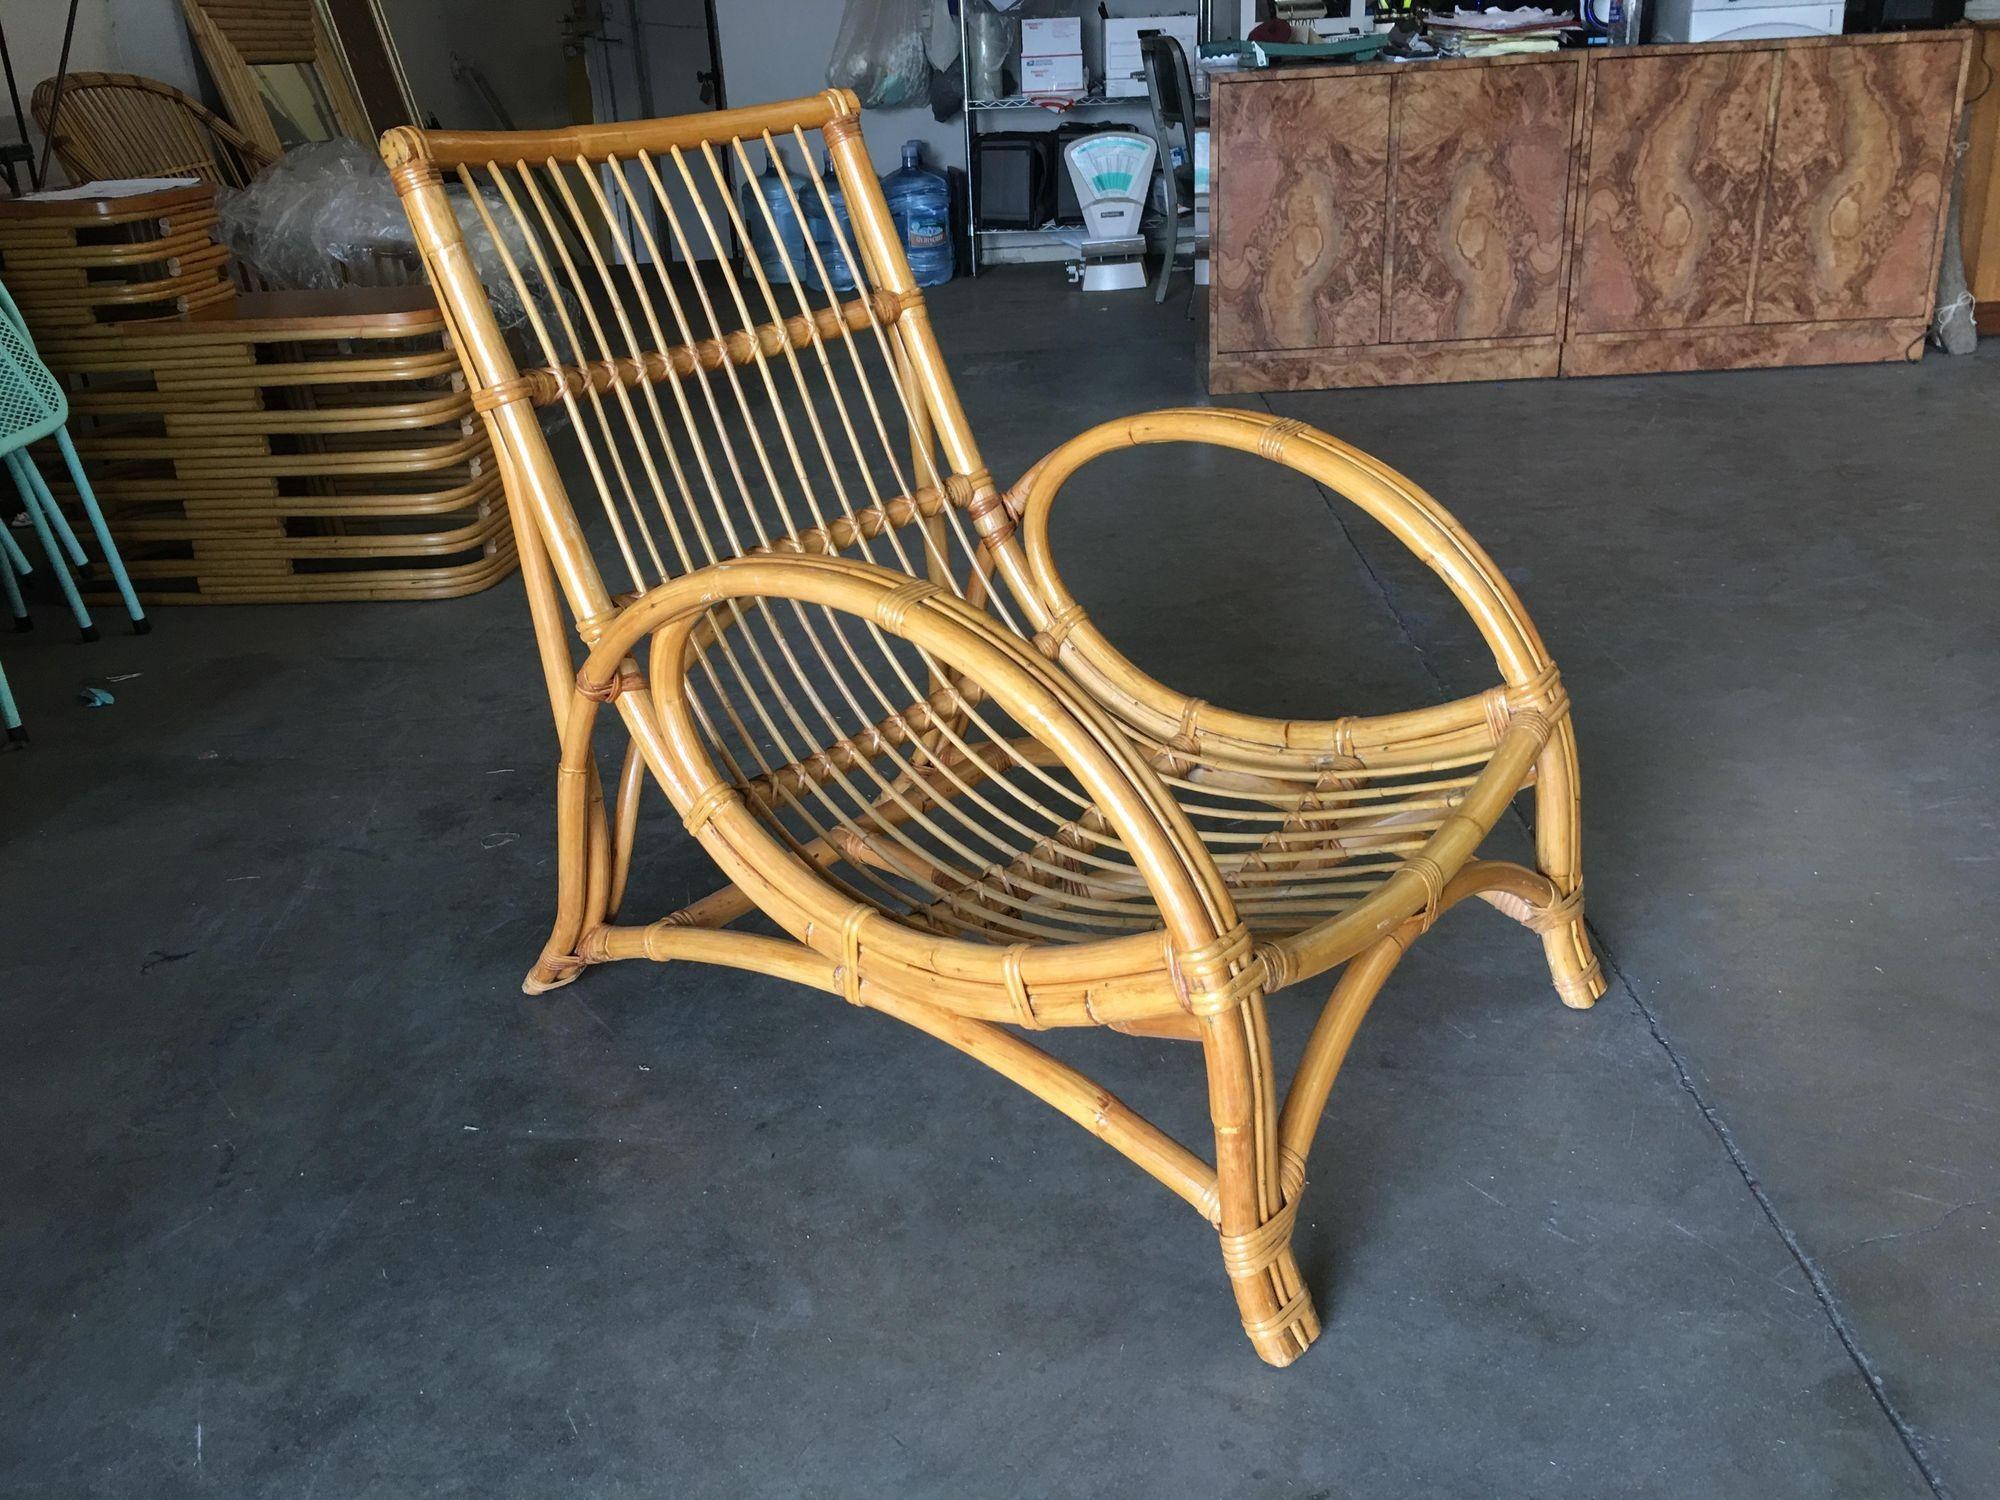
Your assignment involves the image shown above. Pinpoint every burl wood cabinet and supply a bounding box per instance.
[1209,33,1970,392]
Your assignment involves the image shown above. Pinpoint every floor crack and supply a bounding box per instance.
[1259,392,1951,1499]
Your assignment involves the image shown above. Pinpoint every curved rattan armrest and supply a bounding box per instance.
[1003,407,1565,767]
[559,553,1260,1029]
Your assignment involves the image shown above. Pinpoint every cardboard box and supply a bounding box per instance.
[1020,16,1083,56]
[1021,52,1086,97]
[1103,15,1202,98]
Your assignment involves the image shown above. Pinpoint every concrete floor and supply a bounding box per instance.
[2,273,1994,1498]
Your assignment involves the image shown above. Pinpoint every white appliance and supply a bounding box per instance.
[1651,0,1842,40]
[1063,132,1158,292]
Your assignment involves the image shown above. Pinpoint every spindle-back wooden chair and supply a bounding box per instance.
[31,72,273,191]
[382,90,1602,1366]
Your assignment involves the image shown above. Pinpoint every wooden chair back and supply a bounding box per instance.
[180,0,372,156]
[30,72,274,190]
[384,95,1027,642]
[383,96,1144,944]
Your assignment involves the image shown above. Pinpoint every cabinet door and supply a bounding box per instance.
[1753,38,1962,323]
[1386,60,1580,343]
[1212,74,1391,353]
[1570,50,1778,334]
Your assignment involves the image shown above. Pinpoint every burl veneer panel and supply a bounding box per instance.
[1387,60,1581,342]
[1213,74,1391,353]
[1560,317,1923,376]
[1754,38,1962,322]
[1570,49,1777,334]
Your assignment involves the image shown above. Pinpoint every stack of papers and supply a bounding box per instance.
[1427,6,1577,53]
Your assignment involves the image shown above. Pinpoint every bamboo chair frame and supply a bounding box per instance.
[180,0,372,159]
[30,72,274,191]
[382,90,1603,1367]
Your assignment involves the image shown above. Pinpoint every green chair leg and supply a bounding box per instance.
[53,429,145,632]
[0,647,21,743]
[0,521,29,629]
[6,452,94,641]
[15,447,89,570]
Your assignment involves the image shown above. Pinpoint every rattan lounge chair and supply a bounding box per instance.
[382,91,1603,1367]
[31,72,273,191]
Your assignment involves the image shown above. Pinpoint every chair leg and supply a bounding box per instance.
[1532,721,1606,1009]
[1204,993,1322,1366]
[1154,169,1179,304]
[0,648,22,743]
[524,722,607,995]
[15,448,89,570]
[6,454,95,641]
[0,522,30,630]
[54,428,148,633]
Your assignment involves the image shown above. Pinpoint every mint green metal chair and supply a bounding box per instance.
[0,274,147,642]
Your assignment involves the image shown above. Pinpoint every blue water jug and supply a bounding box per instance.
[881,140,952,287]
[804,152,857,294]
[742,146,810,285]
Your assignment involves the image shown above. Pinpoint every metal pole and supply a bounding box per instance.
[35,0,84,190]
[0,19,32,193]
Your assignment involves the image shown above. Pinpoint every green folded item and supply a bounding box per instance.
[1248,35,1391,64]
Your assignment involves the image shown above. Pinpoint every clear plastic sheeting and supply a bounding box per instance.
[217,140,416,290]
[827,0,930,108]
[216,140,559,328]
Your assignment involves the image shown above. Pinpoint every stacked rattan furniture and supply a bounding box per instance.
[0,181,512,604]
[385,92,1603,1366]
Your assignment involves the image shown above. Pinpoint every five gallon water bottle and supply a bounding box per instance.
[804,152,857,294]
[742,145,810,285]
[881,140,953,287]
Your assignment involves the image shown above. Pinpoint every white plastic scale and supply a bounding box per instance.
[1061,132,1157,293]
